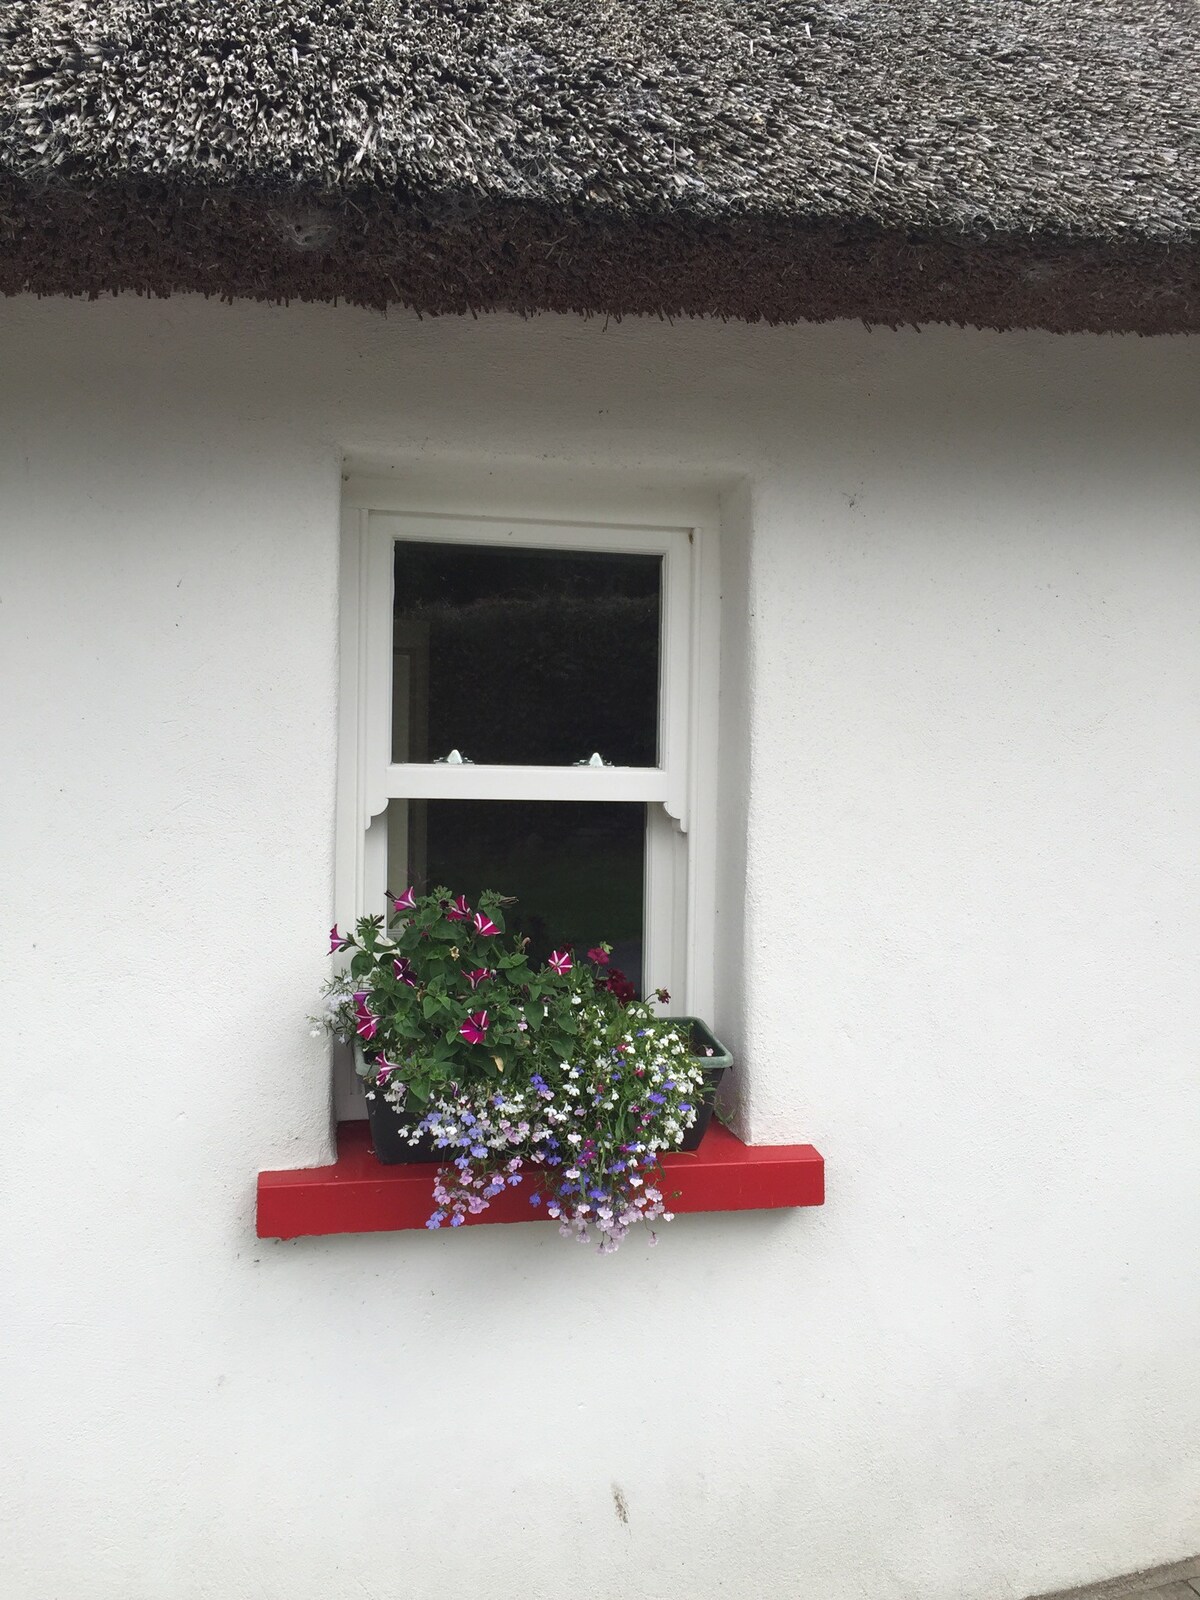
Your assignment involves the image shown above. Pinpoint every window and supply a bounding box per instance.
[337,481,719,1061]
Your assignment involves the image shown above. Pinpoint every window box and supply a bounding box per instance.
[257,1120,824,1240]
[357,1016,733,1165]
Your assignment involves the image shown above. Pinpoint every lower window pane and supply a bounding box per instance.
[387,799,645,993]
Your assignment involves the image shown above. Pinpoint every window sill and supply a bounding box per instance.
[257,1121,824,1240]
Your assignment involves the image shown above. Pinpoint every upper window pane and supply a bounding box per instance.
[387,797,645,993]
[392,540,661,766]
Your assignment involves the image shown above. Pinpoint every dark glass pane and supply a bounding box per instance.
[392,541,661,766]
[387,799,644,993]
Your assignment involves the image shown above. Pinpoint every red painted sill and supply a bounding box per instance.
[257,1120,824,1239]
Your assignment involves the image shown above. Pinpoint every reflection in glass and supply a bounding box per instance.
[392,541,661,766]
[386,799,644,993]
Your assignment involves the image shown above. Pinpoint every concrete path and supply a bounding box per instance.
[1030,1559,1200,1600]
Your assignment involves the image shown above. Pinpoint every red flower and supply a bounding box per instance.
[605,968,636,1005]
[586,946,610,966]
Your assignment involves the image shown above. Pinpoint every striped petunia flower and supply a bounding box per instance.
[459,1009,489,1045]
[353,991,379,1041]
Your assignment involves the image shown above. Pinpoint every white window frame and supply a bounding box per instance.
[337,475,720,1019]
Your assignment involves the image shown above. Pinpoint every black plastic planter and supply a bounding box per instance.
[363,1085,443,1165]
[677,1017,734,1152]
[357,1016,732,1165]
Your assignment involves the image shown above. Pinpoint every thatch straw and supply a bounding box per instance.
[2,0,1196,330]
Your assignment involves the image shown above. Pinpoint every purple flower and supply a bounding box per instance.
[388,886,417,911]
[529,1193,542,1207]
[393,957,417,986]
[446,894,471,923]
[450,1214,465,1227]
[328,925,345,954]
[353,992,378,1042]
[647,1091,666,1105]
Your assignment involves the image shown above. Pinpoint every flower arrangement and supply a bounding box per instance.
[315,888,707,1251]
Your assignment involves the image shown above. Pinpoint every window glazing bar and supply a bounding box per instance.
[382,763,670,804]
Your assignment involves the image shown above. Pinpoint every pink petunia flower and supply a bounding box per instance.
[387,886,417,911]
[353,991,378,1042]
[329,925,344,954]
[459,1009,489,1045]
[548,950,572,975]
[393,957,417,987]
[473,912,499,937]
[463,968,493,991]
[446,894,471,923]
[587,946,610,966]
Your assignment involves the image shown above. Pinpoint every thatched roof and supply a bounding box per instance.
[2,0,1197,331]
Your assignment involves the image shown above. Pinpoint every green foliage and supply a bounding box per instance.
[323,887,593,1102]
[315,888,712,1248]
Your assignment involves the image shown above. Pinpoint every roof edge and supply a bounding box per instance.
[2,180,1197,334]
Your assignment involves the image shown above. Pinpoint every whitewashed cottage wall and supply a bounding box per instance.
[1,295,1197,1600]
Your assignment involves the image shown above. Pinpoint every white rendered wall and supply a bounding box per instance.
[0,295,1197,1600]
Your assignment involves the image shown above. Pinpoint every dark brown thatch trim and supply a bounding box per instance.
[2,180,1197,333]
